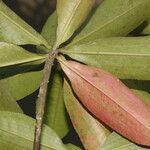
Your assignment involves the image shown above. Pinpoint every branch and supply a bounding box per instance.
[33,49,59,150]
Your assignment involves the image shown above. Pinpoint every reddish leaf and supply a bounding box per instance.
[64,79,110,150]
[58,58,150,146]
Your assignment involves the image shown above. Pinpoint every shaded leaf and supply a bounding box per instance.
[0,1,49,47]
[68,0,150,46]
[55,0,95,48]
[63,36,150,80]
[132,89,150,106]
[41,11,57,47]
[58,58,150,146]
[44,69,69,138]
[100,132,150,150]
[64,79,110,150]
[0,42,46,68]
[0,70,42,101]
[0,84,22,112]
[142,25,150,35]
[0,111,66,150]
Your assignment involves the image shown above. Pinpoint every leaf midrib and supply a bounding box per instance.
[0,55,46,68]
[0,127,56,149]
[60,59,150,131]
[68,1,144,46]
[63,50,150,56]
[57,0,81,44]
[0,5,45,45]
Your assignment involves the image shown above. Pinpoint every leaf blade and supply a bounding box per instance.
[58,58,150,146]
[68,0,150,46]
[100,132,150,150]
[64,79,110,150]
[44,69,69,138]
[63,36,150,80]
[0,1,49,47]
[0,70,42,101]
[0,42,46,68]
[55,0,95,47]
[0,111,66,150]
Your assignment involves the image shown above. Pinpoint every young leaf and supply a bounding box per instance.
[44,69,69,138]
[63,36,150,80]
[41,11,57,47]
[68,0,150,46]
[0,111,66,150]
[58,58,150,146]
[0,1,49,47]
[55,0,95,48]
[100,132,150,150]
[0,42,46,68]
[0,70,42,101]
[64,79,110,150]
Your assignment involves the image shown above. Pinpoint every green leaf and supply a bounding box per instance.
[41,11,57,48]
[55,0,95,48]
[0,70,42,101]
[100,132,150,150]
[63,36,150,80]
[0,84,22,112]
[64,79,110,150]
[65,144,82,150]
[68,0,150,46]
[44,69,69,138]
[0,1,49,47]
[0,42,46,68]
[132,89,150,106]
[0,111,66,150]
[142,24,150,34]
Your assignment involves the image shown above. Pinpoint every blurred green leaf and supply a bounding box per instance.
[142,24,150,34]
[64,79,110,150]
[55,0,95,48]
[0,111,66,150]
[63,36,150,80]
[100,132,150,150]
[68,0,150,46]
[0,70,42,101]
[0,1,49,47]
[0,42,46,68]
[44,69,69,138]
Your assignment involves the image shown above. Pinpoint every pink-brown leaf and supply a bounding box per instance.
[58,58,150,146]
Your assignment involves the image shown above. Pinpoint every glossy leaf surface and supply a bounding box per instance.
[0,42,46,68]
[44,69,69,138]
[55,0,95,47]
[0,111,66,150]
[63,36,150,80]
[68,0,150,46]
[59,59,150,146]
[0,1,49,47]
[64,79,110,150]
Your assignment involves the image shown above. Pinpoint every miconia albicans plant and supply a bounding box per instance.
[0,0,150,150]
